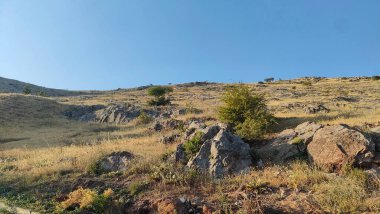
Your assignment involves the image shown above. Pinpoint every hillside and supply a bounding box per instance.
[0,76,84,96]
[0,77,379,213]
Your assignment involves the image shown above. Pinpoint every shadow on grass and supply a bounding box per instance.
[272,112,357,132]
[0,137,30,144]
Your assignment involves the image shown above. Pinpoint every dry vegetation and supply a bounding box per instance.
[0,77,379,213]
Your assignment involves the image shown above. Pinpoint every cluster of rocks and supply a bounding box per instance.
[258,121,380,173]
[63,105,105,122]
[303,104,330,114]
[175,122,252,178]
[95,104,141,124]
[64,103,202,124]
[280,103,330,114]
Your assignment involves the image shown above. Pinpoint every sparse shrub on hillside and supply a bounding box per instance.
[147,86,173,106]
[87,159,104,176]
[23,86,32,95]
[38,91,47,97]
[301,81,312,86]
[218,85,275,141]
[127,181,148,197]
[183,132,203,159]
[134,111,153,125]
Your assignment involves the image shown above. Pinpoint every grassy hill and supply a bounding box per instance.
[0,77,379,213]
[0,76,84,96]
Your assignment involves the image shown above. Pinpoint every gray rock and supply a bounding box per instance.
[184,121,207,140]
[257,122,323,163]
[175,144,187,164]
[187,127,252,178]
[98,151,134,172]
[152,122,163,132]
[64,105,105,122]
[304,104,330,114]
[307,125,375,172]
[160,133,180,144]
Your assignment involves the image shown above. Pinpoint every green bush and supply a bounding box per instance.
[183,132,204,159]
[23,86,32,95]
[87,159,104,176]
[147,86,173,106]
[134,111,153,125]
[127,181,148,197]
[147,96,171,106]
[218,85,274,140]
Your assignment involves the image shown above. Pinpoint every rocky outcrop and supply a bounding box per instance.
[175,144,187,164]
[95,104,141,124]
[159,133,180,144]
[151,119,184,132]
[369,126,380,168]
[97,151,134,173]
[258,122,323,163]
[307,125,375,172]
[177,123,252,178]
[304,104,330,114]
[64,105,105,122]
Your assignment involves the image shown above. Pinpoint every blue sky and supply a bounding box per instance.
[1,0,379,90]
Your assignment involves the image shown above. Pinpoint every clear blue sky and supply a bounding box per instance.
[1,0,379,90]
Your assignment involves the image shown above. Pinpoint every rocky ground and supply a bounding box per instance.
[0,77,379,213]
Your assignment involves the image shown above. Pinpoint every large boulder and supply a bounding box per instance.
[257,122,323,163]
[307,125,375,172]
[97,151,134,172]
[186,125,252,178]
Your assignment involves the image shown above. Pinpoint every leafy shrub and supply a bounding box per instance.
[147,86,173,106]
[147,96,171,106]
[183,132,204,159]
[371,75,380,80]
[38,91,47,97]
[23,86,32,95]
[218,85,274,140]
[134,111,153,125]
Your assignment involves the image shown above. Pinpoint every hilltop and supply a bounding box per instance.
[0,76,85,96]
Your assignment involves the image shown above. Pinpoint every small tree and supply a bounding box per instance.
[38,91,47,97]
[147,86,173,106]
[218,85,274,140]
[23,86,32,95]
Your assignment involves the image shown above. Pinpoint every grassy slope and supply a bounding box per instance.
[0,76,86,96]
[0,77,379,213]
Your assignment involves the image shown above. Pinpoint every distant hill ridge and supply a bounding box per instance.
[0,76,83,96]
